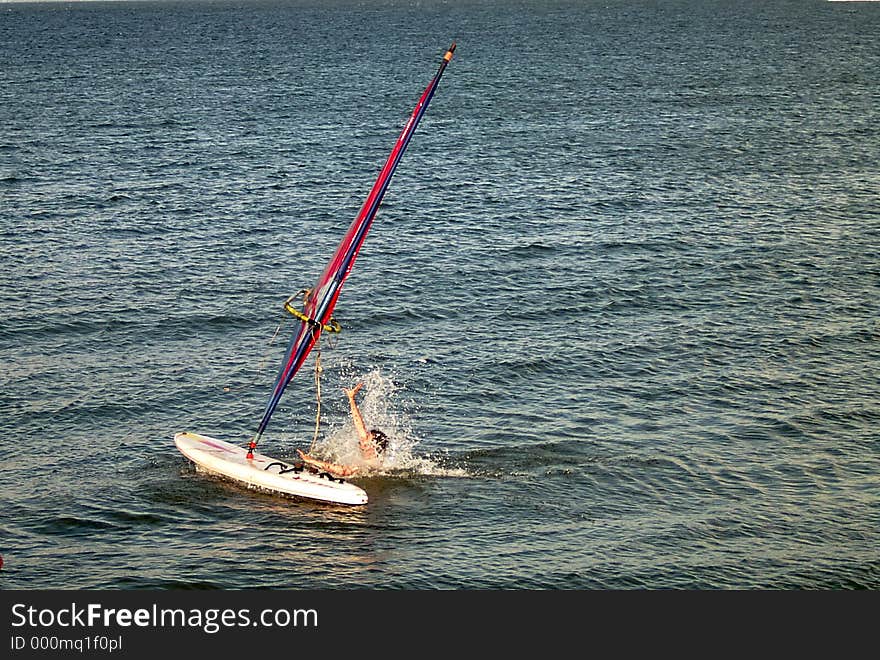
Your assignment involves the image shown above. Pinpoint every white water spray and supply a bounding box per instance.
[310,367,467,477]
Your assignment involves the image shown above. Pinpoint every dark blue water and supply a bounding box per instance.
[1,0,878,589]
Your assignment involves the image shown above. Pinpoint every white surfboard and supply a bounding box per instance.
[175,432,368,506]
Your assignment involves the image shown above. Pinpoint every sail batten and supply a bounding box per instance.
[252,43,455,445]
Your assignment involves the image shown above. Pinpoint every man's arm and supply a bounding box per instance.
[343,383,375,460]
[296,449,358,478]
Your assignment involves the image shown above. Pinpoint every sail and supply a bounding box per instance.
[252,43,456,446]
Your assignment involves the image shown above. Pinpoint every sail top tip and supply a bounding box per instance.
[444,42,456,61]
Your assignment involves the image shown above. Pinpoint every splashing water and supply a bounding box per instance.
[311,367,467,477]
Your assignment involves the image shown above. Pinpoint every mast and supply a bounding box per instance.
[248,43,456,458]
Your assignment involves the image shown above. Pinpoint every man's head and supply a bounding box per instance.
[371,430,388,454]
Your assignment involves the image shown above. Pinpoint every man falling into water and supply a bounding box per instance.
[297,382,388,478]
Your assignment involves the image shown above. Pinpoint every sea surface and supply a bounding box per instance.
[1,0,878,590]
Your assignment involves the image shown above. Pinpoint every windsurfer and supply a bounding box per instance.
[297,382,388,478]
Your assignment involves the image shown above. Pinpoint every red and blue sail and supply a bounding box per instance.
[250,43,456,451]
